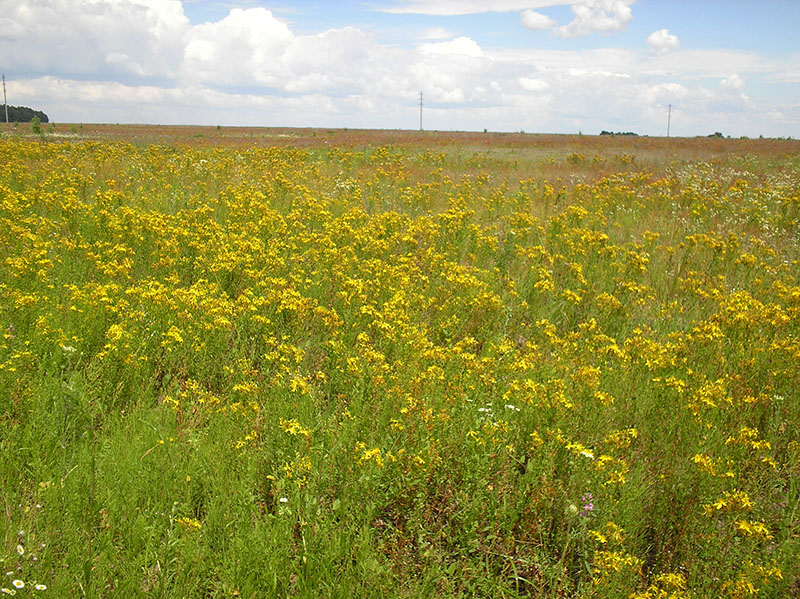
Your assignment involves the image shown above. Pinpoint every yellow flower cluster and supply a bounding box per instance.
[1,138,796,597]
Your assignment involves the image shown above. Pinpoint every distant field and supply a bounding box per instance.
[1,126,799,597]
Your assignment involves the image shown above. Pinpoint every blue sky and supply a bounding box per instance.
[180,1,800,54]
[2,0,799,136]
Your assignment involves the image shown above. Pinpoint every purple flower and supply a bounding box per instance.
[580,492,594,517]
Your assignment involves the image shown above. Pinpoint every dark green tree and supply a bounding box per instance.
[5,105,49,123]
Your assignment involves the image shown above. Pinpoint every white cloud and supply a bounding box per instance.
[440,88,466,102]
[721,73,745,91]
[642,82,689,105]
[383,1,573,16]
[518,77,551,92]
[418,36,483,57]
[642,50,770,79]
[647,29,679,54]
[9,75,355,126]
[767,71,800,84]
[420,27,455,40]
[566,68,630,79]
[184,8,293,87]
[554,0,634,38]
[763,54,800,83]
[0,0,189,79]
[492,47,636,76]
[521,10,556,31]
[410,52,490,104]
[1,1,797,137]
[0,17,26,39]
[282,27,377,92]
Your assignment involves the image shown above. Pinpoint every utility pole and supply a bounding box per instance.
[419,91,423,131]
[666,103,671,138]
[2,75,7,123]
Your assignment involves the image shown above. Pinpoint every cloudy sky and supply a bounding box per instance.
[2,0,799,136]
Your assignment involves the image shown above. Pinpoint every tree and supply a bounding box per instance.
[5,105,49,123]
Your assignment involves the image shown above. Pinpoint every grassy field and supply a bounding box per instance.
[1,124,799,598]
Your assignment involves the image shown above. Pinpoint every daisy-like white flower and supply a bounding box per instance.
[12,581,23,589]
[0,588,15,596]
[35,584,47,590]
[14,546,23,557]
[279,497,289,503]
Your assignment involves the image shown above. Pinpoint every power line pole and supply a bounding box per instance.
[419,91,423,131]
[666,103,671,138]
[2,75,7,123]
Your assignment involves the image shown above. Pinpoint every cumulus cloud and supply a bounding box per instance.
[554,0,633,38]
[418,36,483,57]
[521,9,556,31]
[518,77,551,92]
[184,8,294,87]
[0,0,189,79]
[282,27,378,93]
[642,81,690,105]
[647,29,680,54]
[1,0,797,137]
[184,9,385,96]
[721,73,745,91]
[411,38,492,104]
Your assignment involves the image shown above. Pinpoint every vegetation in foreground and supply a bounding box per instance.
[1,133,799,597]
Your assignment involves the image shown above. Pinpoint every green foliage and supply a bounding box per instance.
[5,104,49,123]
[0,136,798,598]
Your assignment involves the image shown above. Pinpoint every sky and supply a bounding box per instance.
[1,0,799,137]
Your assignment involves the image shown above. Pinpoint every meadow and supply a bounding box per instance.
[1,125,799,597]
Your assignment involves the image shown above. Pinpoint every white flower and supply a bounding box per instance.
[35,584,47,590]
[11,581,23,589]
[14,546,23,557]
[279,497,288,503]
[0,588,16,596]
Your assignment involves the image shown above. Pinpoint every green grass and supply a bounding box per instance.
[1,133,799,597]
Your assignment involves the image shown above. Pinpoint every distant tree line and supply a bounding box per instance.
[600,130,638,136]
[3,105,49,123]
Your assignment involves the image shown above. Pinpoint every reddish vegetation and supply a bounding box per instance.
[4,122,798,156]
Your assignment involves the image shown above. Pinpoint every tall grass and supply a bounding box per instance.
[1,134,799,597]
